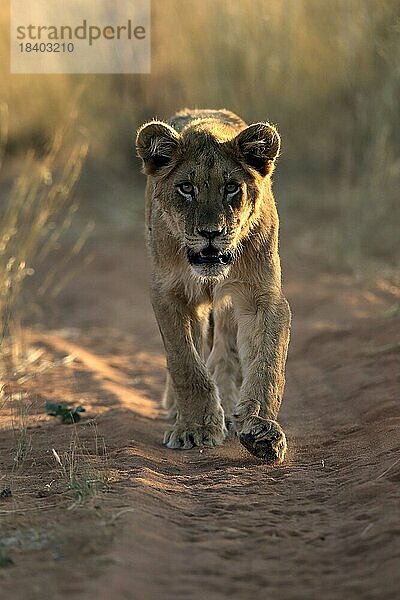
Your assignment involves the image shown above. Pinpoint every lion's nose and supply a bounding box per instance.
[197,227,224,240]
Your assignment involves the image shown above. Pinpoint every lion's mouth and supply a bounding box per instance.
[187,246,234,266]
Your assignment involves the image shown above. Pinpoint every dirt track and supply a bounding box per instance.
[1,232,399,599]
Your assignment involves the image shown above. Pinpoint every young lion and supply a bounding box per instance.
[136,108,291,463]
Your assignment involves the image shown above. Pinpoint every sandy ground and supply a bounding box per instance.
[0,230,399,600]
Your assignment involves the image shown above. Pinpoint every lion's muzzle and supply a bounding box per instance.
[187,246,234,267]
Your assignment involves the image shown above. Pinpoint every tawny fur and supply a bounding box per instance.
[136,108,291,463]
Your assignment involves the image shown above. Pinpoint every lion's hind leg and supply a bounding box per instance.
[207,305,242,432]
[162,373,177,420]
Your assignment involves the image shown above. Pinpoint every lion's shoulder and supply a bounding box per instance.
[167,108,247,133]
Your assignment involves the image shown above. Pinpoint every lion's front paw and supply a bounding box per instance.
[163,414,227,450]
[238,417,287,463]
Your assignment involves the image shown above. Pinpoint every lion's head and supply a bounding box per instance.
[136,117,280,279]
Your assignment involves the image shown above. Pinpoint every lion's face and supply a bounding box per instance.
[136,120,280,278]
[158,139,257,279]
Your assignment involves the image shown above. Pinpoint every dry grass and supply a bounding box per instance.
[0,388,34,474]
[0,109,90,375]
[51,425,110,505]
[1,385,110,508]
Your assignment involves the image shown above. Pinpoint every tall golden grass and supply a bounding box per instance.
[1,0,399,270]
[0,107,89,372]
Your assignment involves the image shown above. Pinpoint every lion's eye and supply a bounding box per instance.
[225,182,240,194]
[177,182,194,196]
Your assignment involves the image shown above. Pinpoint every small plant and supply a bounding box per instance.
[52,427,109,504]
[12,424,32,472]
[45,401,85,424]
[4,389,33,473]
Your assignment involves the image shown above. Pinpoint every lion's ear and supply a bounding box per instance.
[136,121,180,175]
[233,123,280,176]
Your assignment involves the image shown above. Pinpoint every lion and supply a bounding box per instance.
[136,108,291,463]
